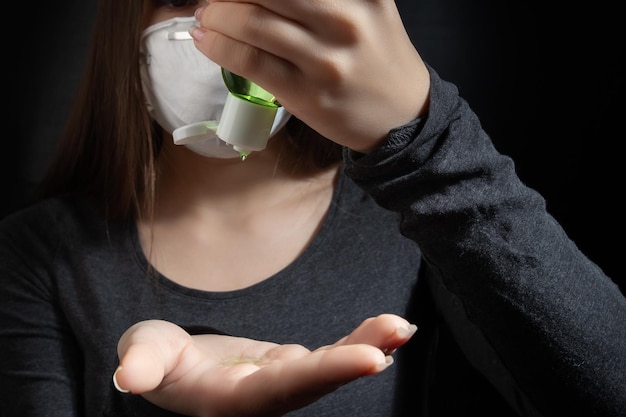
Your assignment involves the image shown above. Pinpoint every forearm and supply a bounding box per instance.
[344,65,626,416]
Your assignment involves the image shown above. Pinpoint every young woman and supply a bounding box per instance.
[1,0,624,416]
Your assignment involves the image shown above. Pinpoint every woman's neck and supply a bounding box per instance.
[136,131,340,291]
[153,130,340,218]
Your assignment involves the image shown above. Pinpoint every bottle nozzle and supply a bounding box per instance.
[216,92,279,156]
[216,69,281,160]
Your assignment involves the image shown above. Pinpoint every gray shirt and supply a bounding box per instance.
[1,67,624,417]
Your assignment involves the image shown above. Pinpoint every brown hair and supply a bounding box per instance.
[38,0,342,222]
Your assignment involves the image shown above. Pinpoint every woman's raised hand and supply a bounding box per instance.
[114,314,417,416]
[189,0,430,153]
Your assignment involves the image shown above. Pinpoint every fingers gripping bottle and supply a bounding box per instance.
[216,69,281,161]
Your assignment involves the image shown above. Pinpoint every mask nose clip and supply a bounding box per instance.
[167,30,193,41]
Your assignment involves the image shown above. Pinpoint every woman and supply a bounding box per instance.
[1,0,624,416]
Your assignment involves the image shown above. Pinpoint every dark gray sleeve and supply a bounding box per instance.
[0,211,83,417]
[344,65,626,417]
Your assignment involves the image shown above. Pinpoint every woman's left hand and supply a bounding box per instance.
[189,0,430,153]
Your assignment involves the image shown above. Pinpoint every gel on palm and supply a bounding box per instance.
[216,69,281,160]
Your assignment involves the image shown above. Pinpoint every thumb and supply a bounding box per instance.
[113,320,193,394]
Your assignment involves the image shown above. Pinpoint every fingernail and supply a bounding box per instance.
[396,324,417,339]
[113,366,130,393]
[375,355,394,372]
[194,6,207,21]
[188,25,206,42]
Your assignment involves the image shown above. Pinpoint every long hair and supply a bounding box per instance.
[37,0,342,222]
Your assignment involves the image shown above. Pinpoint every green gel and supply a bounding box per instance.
[221,69,281,109]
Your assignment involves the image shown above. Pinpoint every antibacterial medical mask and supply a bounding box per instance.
[140,16,290,159]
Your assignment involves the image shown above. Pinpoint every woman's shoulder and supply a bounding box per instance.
[334,170,418,249]
[335,169,391,219]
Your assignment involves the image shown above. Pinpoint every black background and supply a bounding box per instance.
[5,0,623,294]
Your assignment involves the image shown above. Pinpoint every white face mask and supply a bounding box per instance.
[140,16,290,159]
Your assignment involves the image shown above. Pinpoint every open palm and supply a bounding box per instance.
[114,314,417,416]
